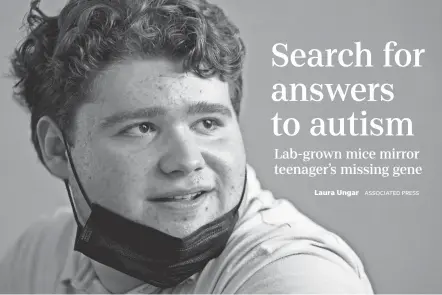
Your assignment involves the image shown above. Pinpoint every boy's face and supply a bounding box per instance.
[68,58,246,238]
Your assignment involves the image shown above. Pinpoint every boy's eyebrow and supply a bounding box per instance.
[187,101,233,118]
[99,102,232,129]
[99,107,166,129]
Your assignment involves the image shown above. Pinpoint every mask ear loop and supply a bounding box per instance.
[236,168,247,211]
[61,133,93,230]
[64,180,83,229]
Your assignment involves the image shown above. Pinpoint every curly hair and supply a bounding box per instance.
[11,0,246,163]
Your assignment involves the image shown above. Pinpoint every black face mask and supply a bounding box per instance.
[63,139,247,289]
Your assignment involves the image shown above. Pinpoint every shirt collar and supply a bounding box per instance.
[58,229,97,290]
[60,247,196,293]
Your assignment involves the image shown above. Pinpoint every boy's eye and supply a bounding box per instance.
[138,123,153,133]
[201,119,216,130]
[121,122,156,136]
[193,118,224,134]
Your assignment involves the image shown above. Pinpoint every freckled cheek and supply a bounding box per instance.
[204,133,245,166]
[87,149,154,206]
[203,135,246,197]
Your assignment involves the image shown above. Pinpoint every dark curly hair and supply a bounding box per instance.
[11,0,246,163]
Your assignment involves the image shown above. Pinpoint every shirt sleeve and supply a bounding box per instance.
[236,254,374,294]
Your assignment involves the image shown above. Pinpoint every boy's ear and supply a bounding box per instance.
[36,116,69,179]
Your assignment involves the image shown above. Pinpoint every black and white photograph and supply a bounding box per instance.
[0,0,440,293]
